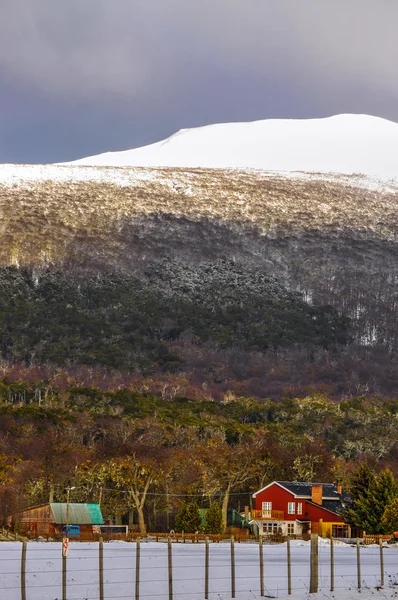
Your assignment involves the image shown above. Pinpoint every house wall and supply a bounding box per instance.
[18,504,53,536]
[304,502,344,525]
[53,523,95,540]
[254,484,295,518]
[319,521,350,538]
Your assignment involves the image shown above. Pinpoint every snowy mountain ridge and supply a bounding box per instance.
[67,114,398,179]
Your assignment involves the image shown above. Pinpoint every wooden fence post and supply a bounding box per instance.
[99,539,104,600]
[135,537,140,600]
[309,533,318,594]
[62,552,66,600]
[330,537,334,592]
[205,537,209,600]
[21,540,27,600]
[287,537,292,596]
[231,535,235,599]
[168,537,173,600]
[356,538,361,590]
[379,539,384,588]
[259,536,264,597]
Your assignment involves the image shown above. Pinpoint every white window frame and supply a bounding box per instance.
[288,502,295,514]
[287,523,295,536]
[262,502,272,511]
[297,502,303,515]
[264,522,279,534]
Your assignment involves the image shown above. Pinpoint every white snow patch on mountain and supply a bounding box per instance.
[66,114,398,179]
[0,163,396,194]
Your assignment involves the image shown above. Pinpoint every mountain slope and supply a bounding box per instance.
[68,114,398,179]
[0,164,397,352]
[1,123,398,396]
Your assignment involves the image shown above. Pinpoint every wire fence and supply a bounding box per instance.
[1,535,398,600]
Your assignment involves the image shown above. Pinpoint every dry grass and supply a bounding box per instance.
[0,165,397,269]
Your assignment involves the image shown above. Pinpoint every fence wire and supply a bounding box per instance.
[0,538,397,600]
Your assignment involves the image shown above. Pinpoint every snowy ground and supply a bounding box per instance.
[1,539,398,600]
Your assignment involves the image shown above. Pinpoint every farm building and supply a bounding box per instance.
[251,481,359,538]
[9,502,104,539]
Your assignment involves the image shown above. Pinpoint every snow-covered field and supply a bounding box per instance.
[67,114,398,182]
[1,539,398,600]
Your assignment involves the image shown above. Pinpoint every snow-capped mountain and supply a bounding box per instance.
[68,114,398,179]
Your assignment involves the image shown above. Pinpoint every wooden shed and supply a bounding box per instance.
[11,502,104,539]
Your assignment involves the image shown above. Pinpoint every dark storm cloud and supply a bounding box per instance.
[1,0,397,162]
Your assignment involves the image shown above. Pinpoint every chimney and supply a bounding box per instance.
[337,484,342,495]
[311,485,323,505]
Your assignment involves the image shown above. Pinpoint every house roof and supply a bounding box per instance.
[253,481,349,501]
[312,499,345,515]
[275,481,349,500]
[50,503,104,525]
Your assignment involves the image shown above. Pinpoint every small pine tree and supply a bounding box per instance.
[204,503,223,534]
[174,501,202,533]
[381,498,398,533]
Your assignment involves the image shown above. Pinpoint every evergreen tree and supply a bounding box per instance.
[174,501,202,533]
[204,502,223,534]
[348,462,376,500]
[343,462,376,530]
[381,498,398,534]
[355,469,398,533]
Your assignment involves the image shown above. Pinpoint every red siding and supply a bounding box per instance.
[303,501,344,524]
[254,483,295,518]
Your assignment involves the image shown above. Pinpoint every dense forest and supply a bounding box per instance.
[0,379,397,532]
[0,264,398,398]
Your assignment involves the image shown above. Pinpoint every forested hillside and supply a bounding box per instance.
[0,165,398,396]
[0,382,397,531]
[0,165,398,527]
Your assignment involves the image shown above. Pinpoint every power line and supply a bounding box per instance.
[101,487,252,498]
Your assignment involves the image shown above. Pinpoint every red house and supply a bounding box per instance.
[252,481,354,538]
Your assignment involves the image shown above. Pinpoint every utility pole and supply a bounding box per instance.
[65,486,75,543]
[62,485,75,600]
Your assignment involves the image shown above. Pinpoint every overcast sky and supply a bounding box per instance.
[1,0,398,164]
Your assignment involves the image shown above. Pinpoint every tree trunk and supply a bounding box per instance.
[49,483,54,503]
[137,505,147,535]
[129,509,134,529]
[130,476,152,535]
[222,484,231,532]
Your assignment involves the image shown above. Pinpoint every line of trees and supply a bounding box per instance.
[0,380,397,534]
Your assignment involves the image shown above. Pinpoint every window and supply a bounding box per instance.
[297,502,303,515]
[287,523,295,536]
[264,522,279,534]
[332,524,349,538]
[288,502,295,514]
[261,501,272,517]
